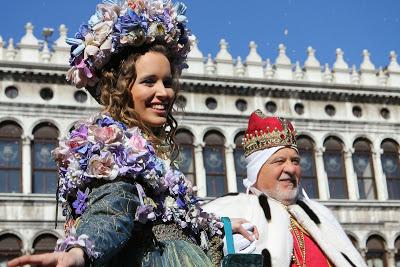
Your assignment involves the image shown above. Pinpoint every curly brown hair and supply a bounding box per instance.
[96,42,180,157]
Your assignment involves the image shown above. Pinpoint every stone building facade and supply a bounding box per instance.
[0,23,399,266]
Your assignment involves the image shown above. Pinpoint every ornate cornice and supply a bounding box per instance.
[180,74,400,104]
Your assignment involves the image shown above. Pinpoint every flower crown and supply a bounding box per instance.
[66,0,191,91]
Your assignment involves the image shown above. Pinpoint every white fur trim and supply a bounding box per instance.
[202,194,367,267]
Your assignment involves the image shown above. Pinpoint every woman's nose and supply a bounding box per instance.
[155,81,168,97]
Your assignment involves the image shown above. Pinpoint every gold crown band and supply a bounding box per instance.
[242,120,297,157]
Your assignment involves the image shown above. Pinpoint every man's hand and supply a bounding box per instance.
[224,218,259,255]
[231,218,259,241]
[7,248,85,267]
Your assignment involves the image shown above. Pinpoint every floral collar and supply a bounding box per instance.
[52,113,223,256]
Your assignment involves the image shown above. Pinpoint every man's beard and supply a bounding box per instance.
[263,181,300,205]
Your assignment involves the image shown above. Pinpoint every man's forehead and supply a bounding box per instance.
[270,147,299,158]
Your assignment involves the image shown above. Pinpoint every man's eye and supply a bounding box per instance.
[292,159,300,165]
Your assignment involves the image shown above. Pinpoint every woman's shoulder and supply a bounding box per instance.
[52,113,160,216]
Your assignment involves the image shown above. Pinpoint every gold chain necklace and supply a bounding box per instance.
[290,217,306,267]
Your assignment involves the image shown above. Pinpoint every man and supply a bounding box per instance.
[203,110,366,267]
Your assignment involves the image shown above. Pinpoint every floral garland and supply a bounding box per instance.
[66,0,191,89]
[52,114,223,259]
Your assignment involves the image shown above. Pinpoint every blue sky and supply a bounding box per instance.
[1,0,399,68]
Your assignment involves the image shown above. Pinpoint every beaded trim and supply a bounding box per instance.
[242,117,297,157]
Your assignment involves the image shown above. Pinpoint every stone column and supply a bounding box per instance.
[194,142,207,197]
[372,148,388,201]
[225,144,238,192]
[359,248,367,262]
[314,147,329,200]
[22,135,33,194]
[343,148,359,200]
[387,249,396,267]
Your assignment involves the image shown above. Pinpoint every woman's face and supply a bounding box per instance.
[130,51,175,127]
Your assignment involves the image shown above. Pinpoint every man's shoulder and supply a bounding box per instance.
[301,198,337,220]
[202,193,258,215]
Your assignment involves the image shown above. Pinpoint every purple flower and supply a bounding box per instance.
[164,169,179,184]
[176,196,186,209]
[114,12,142,35]
[75,24,90,40]
[70,124,88,139]
[72,188,89,215]
[135,204,155,224]
[96,116,117,127]
[178,184,187,196]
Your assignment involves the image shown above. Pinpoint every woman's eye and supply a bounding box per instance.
[144,79,155,84]
[163,80,173,88]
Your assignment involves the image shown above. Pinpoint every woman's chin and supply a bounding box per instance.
[143,117,167,128]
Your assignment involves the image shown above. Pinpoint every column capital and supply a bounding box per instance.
[387,248,396,257]
[343,147,355,156]
[21,248,35,255]
[21,134,33,145]
[225,143,235,151]
[194,142,205,148]
[315,146,325,156]
[194,142,205,153]
[360,248,367,258]
[371,148,384,155]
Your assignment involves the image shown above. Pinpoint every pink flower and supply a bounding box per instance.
[127,127,147,152]
[91,125,123,145]
[66,67,87,89]
[85,151,119,180]
[92,21,114,44]
[66,58,99,89]
[129,134,147,152]
[51,142,70,162]
[66,136,88,150]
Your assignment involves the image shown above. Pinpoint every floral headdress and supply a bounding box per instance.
[66,0,191,93]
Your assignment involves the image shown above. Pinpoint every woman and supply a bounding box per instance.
[8,1,257,266]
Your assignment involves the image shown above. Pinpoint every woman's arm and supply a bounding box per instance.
[8,180,141,267]
[71,180,141,265]
[7,248,85,267]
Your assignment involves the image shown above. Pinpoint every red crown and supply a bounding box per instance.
[242,110,297,156]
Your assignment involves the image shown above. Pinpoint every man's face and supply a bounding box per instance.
[255,147,302,205]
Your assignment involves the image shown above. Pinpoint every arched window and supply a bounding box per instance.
[175,129,196,186]
[0,122,22,193]
[353,138,377,199]
[0,234,22,262]
[297,136,318,198]
[381,139,400,200]
[366,235,387,267]
[203,131,227,197]
[234,132,246,193]
[32,123,59,194]
[323,137,348,199]
[33,234,58,254]
[395,236,400,266]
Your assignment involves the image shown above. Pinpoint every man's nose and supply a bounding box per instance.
[283,160,297,174]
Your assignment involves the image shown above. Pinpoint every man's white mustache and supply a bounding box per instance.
[278,175,296,182]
